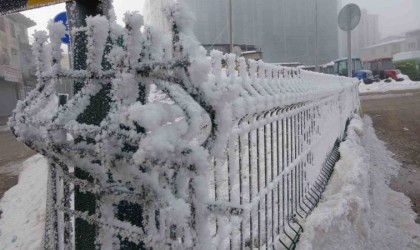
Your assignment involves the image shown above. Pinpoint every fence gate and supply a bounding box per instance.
[10,1,359,249]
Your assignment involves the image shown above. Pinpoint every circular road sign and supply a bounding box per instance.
[338,4,361,32]
[53,12,70,44]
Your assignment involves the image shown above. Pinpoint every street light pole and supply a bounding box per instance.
[315,0,319,72]
[228,0,233,53]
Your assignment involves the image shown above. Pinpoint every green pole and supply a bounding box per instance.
[66,1,111,249]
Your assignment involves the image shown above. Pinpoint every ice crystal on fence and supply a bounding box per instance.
[9,2,359,249]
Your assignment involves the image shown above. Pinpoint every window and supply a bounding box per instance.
[408,42,416,50]
[354,59,362,71]
[0,17,5,32]
[11,48,18,56]
[9,23,15,38]
[2,48,10,65]
[335,60,348,76]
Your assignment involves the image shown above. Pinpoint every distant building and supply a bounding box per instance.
[0,13,35,118]
[143,0,174,32]
[359,29,420,61]
[144,0,339,65]
[404,29,420,52]
[360,37,405,61]
[339,8,380,59]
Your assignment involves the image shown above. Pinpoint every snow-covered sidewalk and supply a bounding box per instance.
[298,116,420,250]
[0,117,419,249]
[0,155,48,250]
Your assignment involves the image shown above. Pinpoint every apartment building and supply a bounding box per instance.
[0,13,35,118]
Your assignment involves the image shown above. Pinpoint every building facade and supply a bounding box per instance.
[404,29,420,52]
[144,0,339,65]
[0,13,35,118]
[359,29,420,61]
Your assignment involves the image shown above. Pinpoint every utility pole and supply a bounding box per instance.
[315,0,319,72]
[228,0,233,53]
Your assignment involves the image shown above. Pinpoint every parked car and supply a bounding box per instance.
[334,58,363,77]
[355,70,375,84]
[363,58,404,81]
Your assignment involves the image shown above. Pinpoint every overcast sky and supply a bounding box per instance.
[342,0,420,38]
[16,0,420,43]
[21,0,145,40]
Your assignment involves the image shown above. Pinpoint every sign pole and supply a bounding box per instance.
[347,30,352,77]
[338,4,360,78]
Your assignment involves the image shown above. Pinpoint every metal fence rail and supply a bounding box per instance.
[10,3,359,249]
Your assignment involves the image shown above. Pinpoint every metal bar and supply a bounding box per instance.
[264,122,268,249]
[257,126,261,249]
[276,119,281,235]
[271,120,275,246]
[248,129,253,247]
[238,134,244,249]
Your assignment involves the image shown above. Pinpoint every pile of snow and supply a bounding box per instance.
[0,155,48,250]
[359,74,420,93]
[298,116,420,250]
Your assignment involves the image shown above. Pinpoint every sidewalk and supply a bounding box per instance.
[0,124,35,199]
[0,116,9,125]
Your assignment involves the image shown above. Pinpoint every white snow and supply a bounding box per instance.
[2,116,420,250]
[0,155,48,250]
[297,115,420,250]
[359,74,420,93]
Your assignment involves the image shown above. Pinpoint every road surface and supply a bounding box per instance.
[362,89,420,223]
[0,125,35,200]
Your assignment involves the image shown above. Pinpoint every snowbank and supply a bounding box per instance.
[0,155,48,250]
[297,116,420,250]
[359,74,420,93]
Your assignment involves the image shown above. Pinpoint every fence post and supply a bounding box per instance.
[66,1,111,249]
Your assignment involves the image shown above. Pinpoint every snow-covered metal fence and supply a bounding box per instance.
[9,3,359,250]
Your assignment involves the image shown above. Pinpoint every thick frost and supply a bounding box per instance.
[9,1,361,249]
[297,116,420,250]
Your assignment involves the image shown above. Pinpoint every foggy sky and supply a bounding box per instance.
[342,0,420,38]
[21,1,145,39]
[18,0,420,45]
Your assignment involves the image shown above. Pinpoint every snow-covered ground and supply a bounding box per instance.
[298,116,420,250]
[0,117,419,250]
[359,74,420,93]
[0,155,48,250]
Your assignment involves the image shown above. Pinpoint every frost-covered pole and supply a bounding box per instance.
[66,1,112,249]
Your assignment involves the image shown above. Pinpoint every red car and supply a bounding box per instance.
[363,58,404,81]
